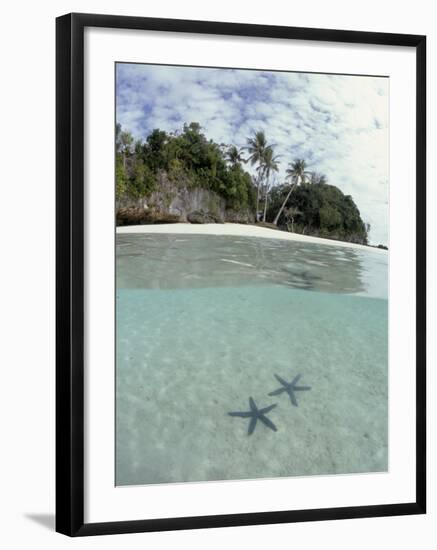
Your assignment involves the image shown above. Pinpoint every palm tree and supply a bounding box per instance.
[226,145,246,167]
[246,131,268,221]
[286,159,311,185]
[261,146,280,222]
[272,159,311,225]
[246,131,267,166]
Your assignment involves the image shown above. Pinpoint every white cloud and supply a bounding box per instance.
[116,64,389,245]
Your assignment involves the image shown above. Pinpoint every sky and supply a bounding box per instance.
[116,63,389,245]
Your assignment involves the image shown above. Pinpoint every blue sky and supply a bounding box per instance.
[116,63,389,245]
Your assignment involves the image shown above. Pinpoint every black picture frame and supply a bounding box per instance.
[56,12,426,537]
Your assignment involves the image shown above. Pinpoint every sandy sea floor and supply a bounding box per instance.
[115,226,388,486]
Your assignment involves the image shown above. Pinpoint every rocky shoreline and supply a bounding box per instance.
[116,173,254,226]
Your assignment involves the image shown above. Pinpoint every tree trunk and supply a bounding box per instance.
[262,176,269,222]
[272,178,297,225]
[262,188,268,222]
[255,169,264,222]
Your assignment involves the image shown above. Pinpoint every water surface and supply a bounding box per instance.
[116,233,388,485]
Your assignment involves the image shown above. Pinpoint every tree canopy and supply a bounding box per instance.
[116,122,369,244]
[115,122,256,211]
[267,182,368,244]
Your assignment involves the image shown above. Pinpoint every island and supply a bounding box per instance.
[116,122,377,247]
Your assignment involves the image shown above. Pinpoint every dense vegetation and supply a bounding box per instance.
[116,122,256,212]
[267,183,369,244]
[116,122,369,244]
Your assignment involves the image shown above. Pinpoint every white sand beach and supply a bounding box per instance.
[117,223,387,253]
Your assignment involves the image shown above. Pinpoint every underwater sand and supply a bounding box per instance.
[116,233,388,486]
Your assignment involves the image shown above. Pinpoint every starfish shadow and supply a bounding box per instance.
[228,397,278,435]
[268,374,311,407]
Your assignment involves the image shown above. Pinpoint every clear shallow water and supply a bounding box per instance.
[116,233,388,486]
[116,234,388,298]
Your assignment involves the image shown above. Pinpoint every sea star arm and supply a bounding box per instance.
[274,373,289,386]
[228,411,252,418]
[259,414,277,432]
[260,403,277,414]
[248,415,258,435]
[268,387,286,396]
[288,389,298,407]
[249,397,258,412]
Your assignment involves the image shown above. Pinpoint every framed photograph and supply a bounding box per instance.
[56,12,426,536]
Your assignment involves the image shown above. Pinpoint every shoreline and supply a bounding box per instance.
[116,223,387,253]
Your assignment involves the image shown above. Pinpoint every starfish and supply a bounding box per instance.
[228,397,277,435]
[268,374,311,407]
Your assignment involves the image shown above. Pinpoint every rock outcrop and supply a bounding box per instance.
[116,171,255,226]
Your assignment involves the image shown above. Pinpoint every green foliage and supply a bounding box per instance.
[246,131,268,168]
[285,159,311,185]
[128,160,155,198]
[319,204,342,229]
[167,158,187,185]
[115,156,128,197]
[267,183,368,244]
[226,145,246,167]
[115,122,256,211]
[221,165,255,210]
[115,122,368,244]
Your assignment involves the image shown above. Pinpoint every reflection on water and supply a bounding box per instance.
[116,233,388,298]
